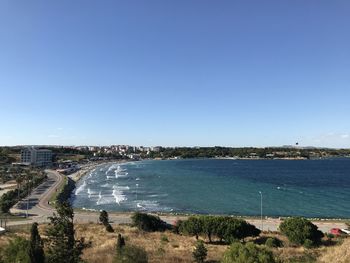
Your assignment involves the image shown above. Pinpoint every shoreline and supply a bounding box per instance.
[69,159,350,222]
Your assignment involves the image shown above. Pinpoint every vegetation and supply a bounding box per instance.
[131,212,168,232]
[265,237,282,248]
[179,215,260,243]
[55,177,76,205]
[116,234,126,256]
[0,220,347,263]
[113,233,147,263]
[114,245,148,263]
[99,210,114,232]
[29,222,45,263]
[1,236,31,263]
[45,202,86,263]
[147,146,350,159]
[222,242,276,263]
[0,169,46,214]
[279,217,324,247]
[192,240,207,263]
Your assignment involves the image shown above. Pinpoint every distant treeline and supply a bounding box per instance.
[1,146,350,162]
[148,146,350,159]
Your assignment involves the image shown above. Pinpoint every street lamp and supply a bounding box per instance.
[259,191,263,231]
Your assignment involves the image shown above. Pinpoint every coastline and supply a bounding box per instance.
[69,159,350,222]
[70,160,129,182]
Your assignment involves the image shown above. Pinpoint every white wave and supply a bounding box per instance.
[96,191,102,205]
[112,189,127,205]
[87,188,97,198]
[136,200,159,210]
[136,177,140,181]
[75,181,86,195]
[115,170,128,178]
[148,194,168,198]
[116,185,130,190]
[82,207,98,212]
[106,164,119,175]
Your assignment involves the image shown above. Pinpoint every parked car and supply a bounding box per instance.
[330,228,346,236]
[340,228,350,235]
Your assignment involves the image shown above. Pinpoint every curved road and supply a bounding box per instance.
[7,170,348,233]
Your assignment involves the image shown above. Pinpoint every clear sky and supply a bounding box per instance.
[0,1,349,148]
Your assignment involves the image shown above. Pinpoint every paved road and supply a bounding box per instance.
[6,169,348,233]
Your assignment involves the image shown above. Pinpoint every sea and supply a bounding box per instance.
[71,158,350,218]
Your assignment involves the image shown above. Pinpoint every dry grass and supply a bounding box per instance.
[73,223,227,263]
[1,223,348,263]
[318,238,350,263]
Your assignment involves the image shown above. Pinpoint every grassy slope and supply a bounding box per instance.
[318,238,350,263]
[1,223,349,263]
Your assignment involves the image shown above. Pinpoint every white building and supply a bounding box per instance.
[21,147,53,167]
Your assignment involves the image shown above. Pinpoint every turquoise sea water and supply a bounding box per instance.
[72,159,350,218]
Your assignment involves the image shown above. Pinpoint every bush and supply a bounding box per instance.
[180,216,203,240]
[106,224,114,232]
[180,216,260,243]
[193,240,207,263]
[56,177,76,204]
[160,234,169,243]
[279,217,324,246]
[222,242,275,263]
[114,245,148,263]
[265,237,282,248]
[131,212,167,232]
[99,210,109,225]
[2,237,30,263]
[303,239,314,249]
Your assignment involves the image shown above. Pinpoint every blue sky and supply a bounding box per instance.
[0,1,349,147]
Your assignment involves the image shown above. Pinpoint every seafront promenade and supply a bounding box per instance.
[5,166,347,233]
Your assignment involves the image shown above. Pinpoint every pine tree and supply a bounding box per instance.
[29,222,45,263]
[116,234,126,255]
[193,240,207,263]
[99,210,109,226]
[45,201,84,263]
[100,210,114,232]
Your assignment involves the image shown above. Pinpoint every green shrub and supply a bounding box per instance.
[180,216,260,243]
[265,237,282,248]
[106,224,114,232]
[222,242,275,263]
[160,234,169,243]
[114,245,148,263]
[2,237,30,263]
[193,240,207,263]
[279,217,323,246]
[131,212,167,232]
[99,210,109,225]
[180,216,203,240]
[303,239,314,249]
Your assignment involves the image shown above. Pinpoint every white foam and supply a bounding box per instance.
[112,189,127,205]
[75,181,86,195]
[115,169,128,178]
[106,164,119,175]
[96,191,102,205]
[87,188,97,198]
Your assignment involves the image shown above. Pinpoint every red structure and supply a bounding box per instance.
[330,228,344,236]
